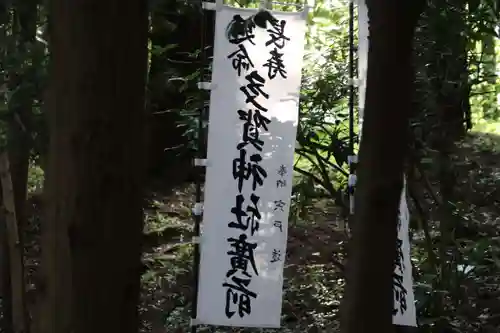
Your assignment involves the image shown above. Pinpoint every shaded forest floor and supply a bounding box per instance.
[140,184,346,333]
[21,131,500,333]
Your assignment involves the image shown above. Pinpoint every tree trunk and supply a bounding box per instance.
[39,1,148,333]
[482,34,498,120]
[4,2,38,332]
[0,155,28,333]
[8,0,37,234]
[0,182,13,333]
[426,1,471,141]
[340,2,423,333]
[0,6,13,333]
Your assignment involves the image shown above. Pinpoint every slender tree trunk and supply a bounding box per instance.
[0,183,13,333]
[0,155,28,333]
[482,34,497,120]
[426,0,471,140]
[340,2,423,333]
[0,6,13,332]
[4,2,38,332]
[39,1,148,333]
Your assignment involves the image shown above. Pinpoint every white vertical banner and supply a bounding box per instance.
[196,5,306,328]
[357,0,417,327]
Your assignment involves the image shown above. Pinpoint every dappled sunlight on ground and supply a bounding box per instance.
[471,120,500,136]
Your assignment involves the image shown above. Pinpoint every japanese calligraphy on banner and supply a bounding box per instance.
[358,0,417,327]
[196,5,306,328]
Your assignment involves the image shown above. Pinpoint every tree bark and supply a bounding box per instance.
[8,0,37,235]
[426,0,471,141]
[0,154,28,333]
[481,34,497,120]
[39,1,148,333]
[0,6,13,333]
[340,2,423,333]
[0,179,13,333]
[146,2,214,186]
[4,2,38,332]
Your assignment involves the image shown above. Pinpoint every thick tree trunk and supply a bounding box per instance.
[39,1,148,333]
[340,2,423,333]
